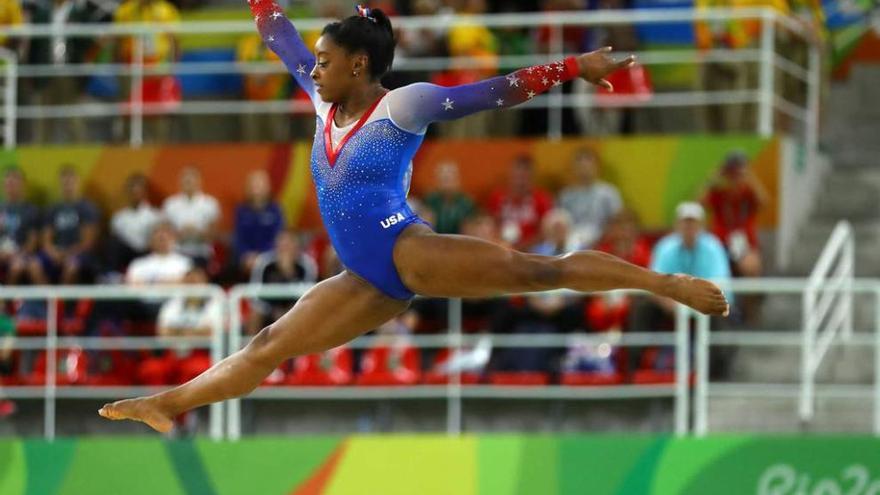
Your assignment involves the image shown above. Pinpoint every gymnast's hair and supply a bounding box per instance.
[322,6,396,80]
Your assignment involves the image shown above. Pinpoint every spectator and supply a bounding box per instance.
[24,0,112,143]
[30,166,99,285]
[0,168,41,285]
[558,148,622,249]
[533,208,574,256]
[163,167,220,263]
[233,170,285,277]
[126,221,192,286]
[109,173,161,273]
[0,0,23,52]
[701,151,767,278]
[236,33,291,142]
[423,161,477,234]
[694,0,756,132]
[113,0,181,142]
[628,202,731,375]
[486,155,553,249]
[247,231,318,333]
[139,266,221,436]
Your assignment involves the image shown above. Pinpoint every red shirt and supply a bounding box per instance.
[486,188,554,248]
[703,186,760,248]
[595,238,652,268]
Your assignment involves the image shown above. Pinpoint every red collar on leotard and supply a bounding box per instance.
[324,94,387,168]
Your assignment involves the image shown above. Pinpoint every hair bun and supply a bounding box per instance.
[367,7,394,38]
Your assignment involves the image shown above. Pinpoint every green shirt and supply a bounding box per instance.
[424,192,477,235]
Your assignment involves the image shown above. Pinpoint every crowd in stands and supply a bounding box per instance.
[0,146,768,420]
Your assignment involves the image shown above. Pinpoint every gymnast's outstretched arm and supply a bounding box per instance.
[387,48,636,134]
[247,0,319,105]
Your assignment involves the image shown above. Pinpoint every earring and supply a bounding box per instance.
[353,71,359,77]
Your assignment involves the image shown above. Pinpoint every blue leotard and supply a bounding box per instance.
[250,1,580,300]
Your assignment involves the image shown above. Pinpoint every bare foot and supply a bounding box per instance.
[98,397,175,434]
[664,274,730,316]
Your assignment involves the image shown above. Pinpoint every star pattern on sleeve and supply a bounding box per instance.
[296,64,306,75]
[506,74,520,87]
[271,11,282,20]
[442,98,455,111]
[496,98,504,107]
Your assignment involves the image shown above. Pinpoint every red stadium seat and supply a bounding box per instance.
[86,350,137,386]
[487,372,550,386]
[595,65,654,105]
[560,371,625,386]
[355,346,421,386]
[22,348,90,386]
[14,300,94,336]
[287,348,353,386]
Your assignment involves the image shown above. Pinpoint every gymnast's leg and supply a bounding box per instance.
[393,224,728,316]
[99,272,409,432]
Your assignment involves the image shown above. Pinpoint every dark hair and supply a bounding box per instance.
[322,8,396,80]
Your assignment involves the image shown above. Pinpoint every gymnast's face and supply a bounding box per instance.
[312,35,369,104]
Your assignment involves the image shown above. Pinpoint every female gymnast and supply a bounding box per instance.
[100,4,728,433]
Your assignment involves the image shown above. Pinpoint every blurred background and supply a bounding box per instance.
[0,0,879,493]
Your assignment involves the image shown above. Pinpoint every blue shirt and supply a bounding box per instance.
[651,232,731,281]
[233,202,284,260]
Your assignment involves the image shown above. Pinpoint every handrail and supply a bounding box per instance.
[800,221,855,424]
[0,7,819,146]
[0,46,17,149]
[0,8,806,37]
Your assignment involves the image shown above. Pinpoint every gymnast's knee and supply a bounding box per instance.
[514,254,564,291]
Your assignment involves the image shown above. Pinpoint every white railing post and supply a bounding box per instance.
[843,230,855,342]
[694,313,710,437]
[674,303,690,436]
[548,23,565,141]
[45,297,58,441]
[227,288,243,441]
[446,298,463,436]
[208,290,224,440]
[800,287,815,424]
[805,40,821,171]
[874,287,880,436]
[130,34,144,147]
[0,47,17,149]
[757,10,775,136]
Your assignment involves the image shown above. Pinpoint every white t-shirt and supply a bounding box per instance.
[126,252,192,285]
[162,192,220,232]
[158,297,222,333]
[558,181,623,249]
[111,202,162,252]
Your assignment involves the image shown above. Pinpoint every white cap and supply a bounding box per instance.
[676,202,705,221]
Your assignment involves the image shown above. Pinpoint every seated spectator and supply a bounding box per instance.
[533,208,574,256]
[486,154,553,249]
[701,151,767,278]
[587,210,652,332]
[236,33,291,142]
[162,167,220,263]
[140,266,220,436]
[558,148,622,249]
[628,202,731,376]
[109,173,161,273]
[0,168,41,285]
[234,170,285,278]
[113,0,181,142]
[423,161,477,235]
[247,231,318,333]
[29,166,99,285]
[126,222,192,286]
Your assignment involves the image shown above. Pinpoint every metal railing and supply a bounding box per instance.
[3,277,877,440]
[0,46,16,149]
[0,285,227,440]
[0,7,820,146]
[801,220,855,423]
[224,284,693,440]
[693,279,879,436]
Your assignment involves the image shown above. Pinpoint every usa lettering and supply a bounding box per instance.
[380,213,406,229]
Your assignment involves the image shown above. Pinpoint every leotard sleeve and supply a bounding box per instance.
[248,0,319,106]
[386,57,581,134]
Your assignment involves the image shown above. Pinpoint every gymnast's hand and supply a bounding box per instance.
[574,46,637,92]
